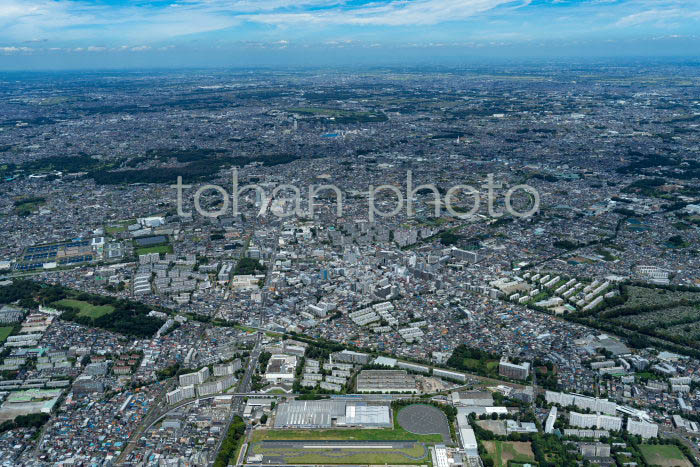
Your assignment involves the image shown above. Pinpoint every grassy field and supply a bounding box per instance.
[251,426,442,444]
[0,326,13,344]
[13,197,46,215]
[105,223,128,234]
[483,441,535,467]
[234,325,281,338]
[639,444,691,467]
[252,443,428,465]
[134,244,173,256]
[54,299,115,319]
[460,357,500,377]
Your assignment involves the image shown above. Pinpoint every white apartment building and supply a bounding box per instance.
[546,391,617,415]
[179,367,210,386]
[545,406,557,434]
[166,384,196,405]
[627,419,658,439]
[569,412,622,431]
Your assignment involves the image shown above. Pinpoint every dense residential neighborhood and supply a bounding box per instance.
[0,65,698,466]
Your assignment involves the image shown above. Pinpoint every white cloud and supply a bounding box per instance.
[0,46,32,53]
[0,0,697,48]
[0,0,241,42]
[0,0,526,44]
[616,8,676,26]
[249,0,524,27]
[615,5,700,27]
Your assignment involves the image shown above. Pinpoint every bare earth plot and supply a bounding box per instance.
[482,441,535,467]
[476,419,507,436]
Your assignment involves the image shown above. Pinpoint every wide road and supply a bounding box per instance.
[210,331,263,465]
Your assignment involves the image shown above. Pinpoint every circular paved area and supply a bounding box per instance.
[396,404,451,443]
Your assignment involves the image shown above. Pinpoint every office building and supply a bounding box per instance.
[264,354,297,383]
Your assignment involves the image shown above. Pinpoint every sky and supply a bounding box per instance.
[0,0,699,69]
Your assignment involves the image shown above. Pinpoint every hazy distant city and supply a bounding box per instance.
[0,57,699,467]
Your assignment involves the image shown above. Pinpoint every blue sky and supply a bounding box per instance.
[1,0,699,68]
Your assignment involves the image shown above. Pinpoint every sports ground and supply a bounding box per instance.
[247,403,452,464]
[249,440,430,465]
[53,299,115,319]
[638,444,691,467]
